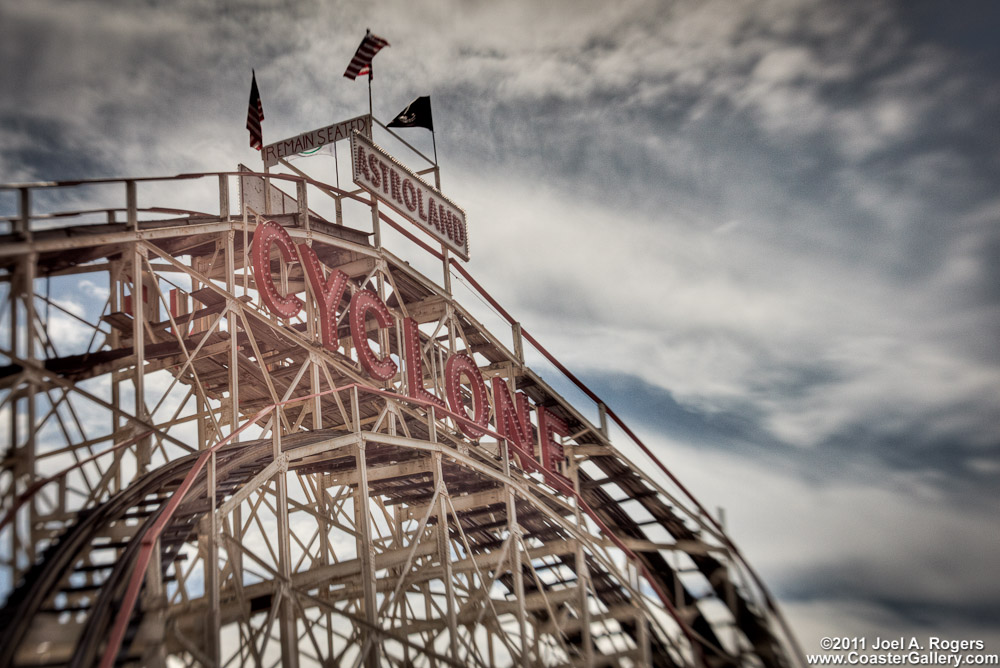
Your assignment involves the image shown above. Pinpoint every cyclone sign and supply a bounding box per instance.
[251,220,568,487]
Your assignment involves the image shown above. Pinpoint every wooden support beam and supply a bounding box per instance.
[403,487,507,522]
[434,452,460,662]
[354,441,379,668]
[313,457,432,487]
[405,295,448,324]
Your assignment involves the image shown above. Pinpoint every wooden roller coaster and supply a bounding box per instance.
[0,127,804,667]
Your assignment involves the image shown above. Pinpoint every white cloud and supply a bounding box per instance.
[451,166,1000,453]
[78,279,110,302]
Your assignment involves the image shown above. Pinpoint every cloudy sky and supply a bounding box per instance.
[2,0,998,655]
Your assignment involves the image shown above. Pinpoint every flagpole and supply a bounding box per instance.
[367,69,373,120]
[430,125,446,291]
[431,130,440,189]
[366,66,381,251]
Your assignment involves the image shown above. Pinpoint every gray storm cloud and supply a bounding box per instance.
[2,0,998,651]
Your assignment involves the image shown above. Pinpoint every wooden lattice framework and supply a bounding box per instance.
[0,146,804,668]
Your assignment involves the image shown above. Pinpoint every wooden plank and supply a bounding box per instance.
[403,487,507,522]
[312,457,433,487]
[102,312,133,332]
[406,295,448,324]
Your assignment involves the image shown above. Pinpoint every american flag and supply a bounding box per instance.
[343,30,389,80]
[246,70,264,150]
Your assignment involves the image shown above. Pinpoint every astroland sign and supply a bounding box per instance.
[351,131,469,261]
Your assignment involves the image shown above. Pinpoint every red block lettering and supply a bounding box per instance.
[538,407,571,482]
[403,318,446,410]
[298,244,349,353]
[349,290,397,381]
[491,377,535,468]
[251,220,303,319]
[445,353,489,439]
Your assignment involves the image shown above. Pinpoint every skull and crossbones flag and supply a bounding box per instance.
[387,96,433,131]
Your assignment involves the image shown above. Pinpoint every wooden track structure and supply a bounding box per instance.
[0,161,804,667]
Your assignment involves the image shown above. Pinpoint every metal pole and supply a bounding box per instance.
[367,70,374,121]
[432,131,439,185]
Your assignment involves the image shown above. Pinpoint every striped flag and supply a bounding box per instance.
[343,30,389,80]
[246,70,264,150]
